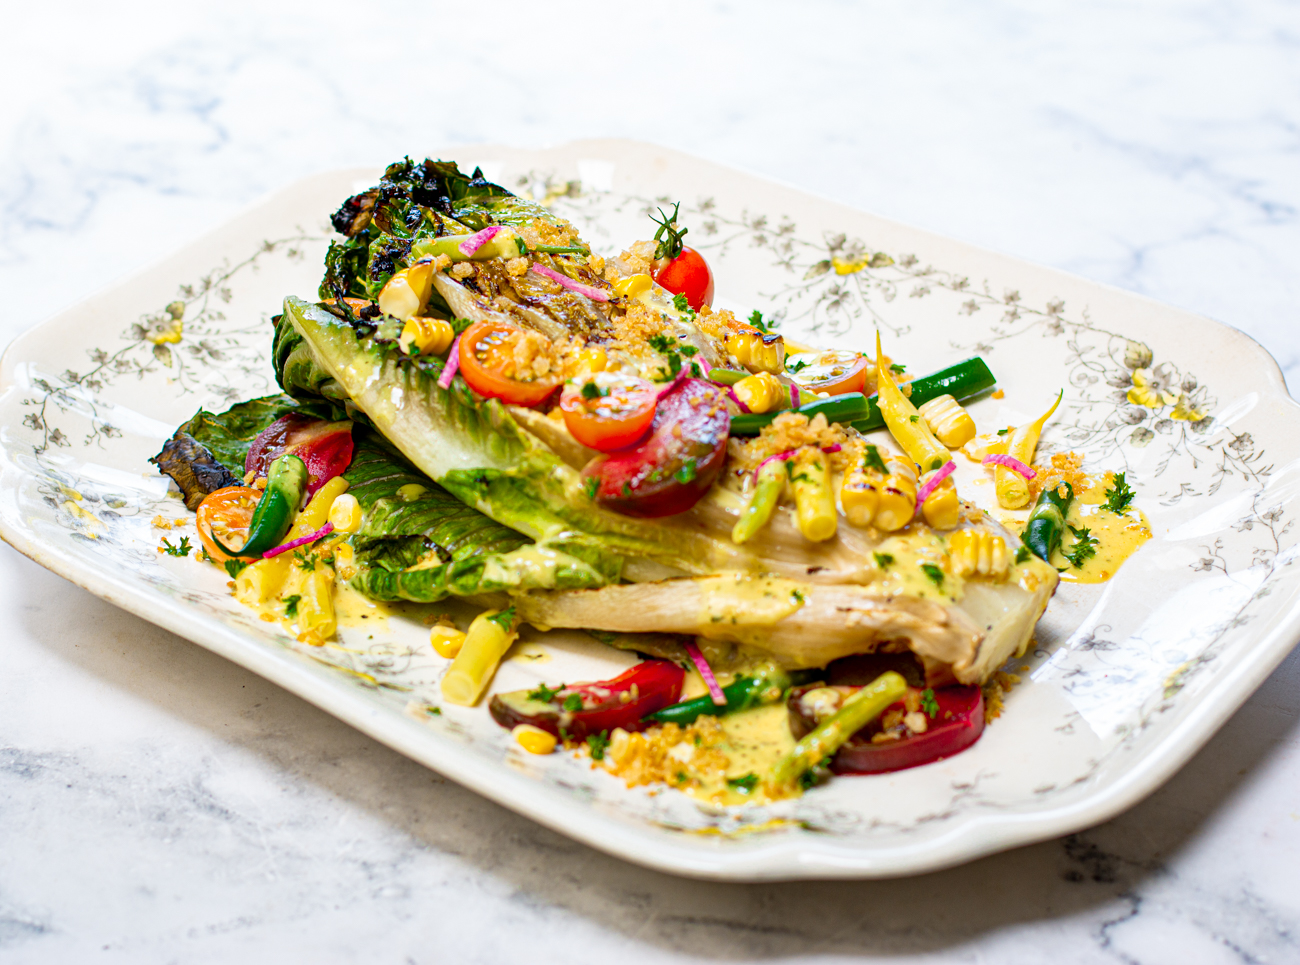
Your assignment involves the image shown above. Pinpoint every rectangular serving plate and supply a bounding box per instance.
[2,139,1298,880]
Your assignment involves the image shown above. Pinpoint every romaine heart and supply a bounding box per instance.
[246,414,354,496]
[787,682,984,775]
[489,660,686,741]
[582,378,729,518]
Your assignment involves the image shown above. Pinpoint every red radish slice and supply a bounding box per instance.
[457,226,501,257]
[529,263,610,302]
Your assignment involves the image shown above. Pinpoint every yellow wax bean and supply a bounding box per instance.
[996,390,1062,509]
[295,567,336,643]
[441,609,520,706]
[875,332,950,472]
[790,447,837,542]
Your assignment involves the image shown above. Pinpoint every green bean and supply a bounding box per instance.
[1024,481,1074,562]
[770,671,907,788]
[708,369,750,387]
[647,668,792,726]
[730,392,870,436]
[210,454,307,558]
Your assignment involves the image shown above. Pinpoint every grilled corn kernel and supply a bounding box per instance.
[611,273,654,298]
[948,530,1010,580]
[377,258,436,321]
[512,724,558,755]
[874,457,918,532]
[920,470,961,530]
[918,394,977,448]
[732,372,788,414]
[840,472,880,527]
[579,345,607,373]
[725,330,786,374]
[398,316,455,356]
[430,625,467,658]
[327,493,363,534]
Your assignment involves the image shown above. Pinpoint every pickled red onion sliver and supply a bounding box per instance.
[684,640,727,707]
[915,460,956,511]
[263,522,334,560]
[982,454,1036,479]
[457,225,502,257]
[437,336,461,389]
[529,263,610,302]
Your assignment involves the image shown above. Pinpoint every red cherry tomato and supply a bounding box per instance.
[785,350,870,396]
[457,319,561,407]
[489,660,686,740]
[654,247,714,311]
[583,378,730,518]
[246,414,354,496]
[560,373,658,452]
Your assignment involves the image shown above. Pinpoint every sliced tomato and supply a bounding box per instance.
[195,486,261,563]
[787,680,984,775]
[583,378,730,518]
[560,373,658,451]
[246,415,354,496]
[489,660,686,740]
[785,350,870,396]
[458,319,561,407]
[654,247,714,311]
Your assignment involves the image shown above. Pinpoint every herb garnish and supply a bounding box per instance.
[159,536,191,557]
[726,773,759,794]
[862,444,888,474]
[224,559,248,579]
[283,595,302,619]
[586,730,611,761]
[920,688,940,718]
[527,682,564,703]
[1015,545,1031,564]
[920,563,945,589]
[1062,525,1099,569]
[580,380,607,400]
[1104,472,1135,513]
[874,552,894,569]
[584,476,600,500]
[889,363,906,373]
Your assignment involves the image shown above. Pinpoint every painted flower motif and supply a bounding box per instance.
[1130,426,1155,448]
[1127,365,1178,408]
[1170,393,1207,422]
[1123,340,1153,370]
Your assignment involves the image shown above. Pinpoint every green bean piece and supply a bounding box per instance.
[730,392,870,436]
[1024,481,1075,562]
[770,671,908,789]
[647,667,793,726]
[708,368,750,386]
[211,453,308,558]
[731,458,787,543]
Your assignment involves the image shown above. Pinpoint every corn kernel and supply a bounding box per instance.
[732,372,787,413]
[725,330,786,374]
[612,273,654,298]
[377,258,435,321]
[948,529,1010,580]
[920,471,961,530]
[579,345,607,373]
[840,473,880,527]
[328,493,363,534]
[512,724,558,755]
[430,625,467,658]
[398,316,455,356]
[918,394,977,448]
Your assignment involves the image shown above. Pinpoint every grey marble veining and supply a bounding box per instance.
[1,2,1298,962]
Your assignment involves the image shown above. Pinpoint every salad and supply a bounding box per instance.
[151,158,1150,805]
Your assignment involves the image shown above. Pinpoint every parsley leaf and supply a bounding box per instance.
[159,536,191,557]
[889,363,906,373]
[647,333,674,353]
[294,550,317,571]
[862,444,888,474]
[674,459,698,484]
[224,559,248,579]
[527,682,564,703]
[786,357,809,373]
[562,693,584,712]
[1063,525,1099,569]
[920,563,945,589]
[580,381,605,400]
[584,476,599,500]
[671,293,691,313]
[726,773,759,794]
[874,552,894,569]
[1015,545,1031,564]
[283,595,302,619]
[748,309,770,333]
[1104,472,1135,513]
[996,427,1010,436]
[909,414,919,423]
[586,730,611,761]
[485,606,517,631]
[920,688,940,718]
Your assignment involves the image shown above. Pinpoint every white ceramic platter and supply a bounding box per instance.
[3,140,1297,881]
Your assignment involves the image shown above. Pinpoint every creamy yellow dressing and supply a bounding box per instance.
[1051,502,1151,583]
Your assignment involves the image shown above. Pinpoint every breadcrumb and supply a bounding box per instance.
[505,256,530,277]
[731,412,851,473]
[450,261,475,280]
[982,670,1021,722]
[595,718,730,792]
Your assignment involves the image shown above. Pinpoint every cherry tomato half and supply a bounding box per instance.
[195,486,262,563]
[560,373,658,452]
[457,319,561,407]
[654,247,714,311]
[785,350,870,396]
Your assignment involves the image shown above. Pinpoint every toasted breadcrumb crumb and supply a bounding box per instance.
[450,261,475,279]
[505,256,530,277]
[606,240,657,281]
[432,253,453,272]
[519,217,579,250]
[1029,451,1091,500]
[982,669,1021,722]
[730,412,851,474]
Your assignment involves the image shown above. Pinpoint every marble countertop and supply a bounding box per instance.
[2,2,1298,962]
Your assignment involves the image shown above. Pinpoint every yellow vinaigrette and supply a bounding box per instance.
[1050,500,1152,583]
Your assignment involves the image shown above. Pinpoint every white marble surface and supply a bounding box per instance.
[2,2,1298,962]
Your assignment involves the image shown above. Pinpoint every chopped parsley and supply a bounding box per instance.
[527,682,564,703]
[889,363,906,373]
[920,688,940,718]
[791,589,805,605]
[485,606,517,631]
[294,550,317,571]
[996,428,1010,436]
[725,773,759,794]
[862,444,888,474]
[674,458,698,484]
[1104,472,1136,513]
[562,693,584,712]
[647,333,675,353]
[586,730,611,761]
[786,357,809,373]
[584,476,600,500]
[580,380,606,400]
[1015,545,1031,564]
[873,552,894,569]
[159,536,191,557]
[679,344,698,358]
[675,770,688,783]
[1063,525,1099,569]
[671,293,692,314]
[748,309,771,333]
[622,481,632,498]
[283,595,302,619]
[224,559,248,579]
[909,414,919,423]
[920,563,945,589]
